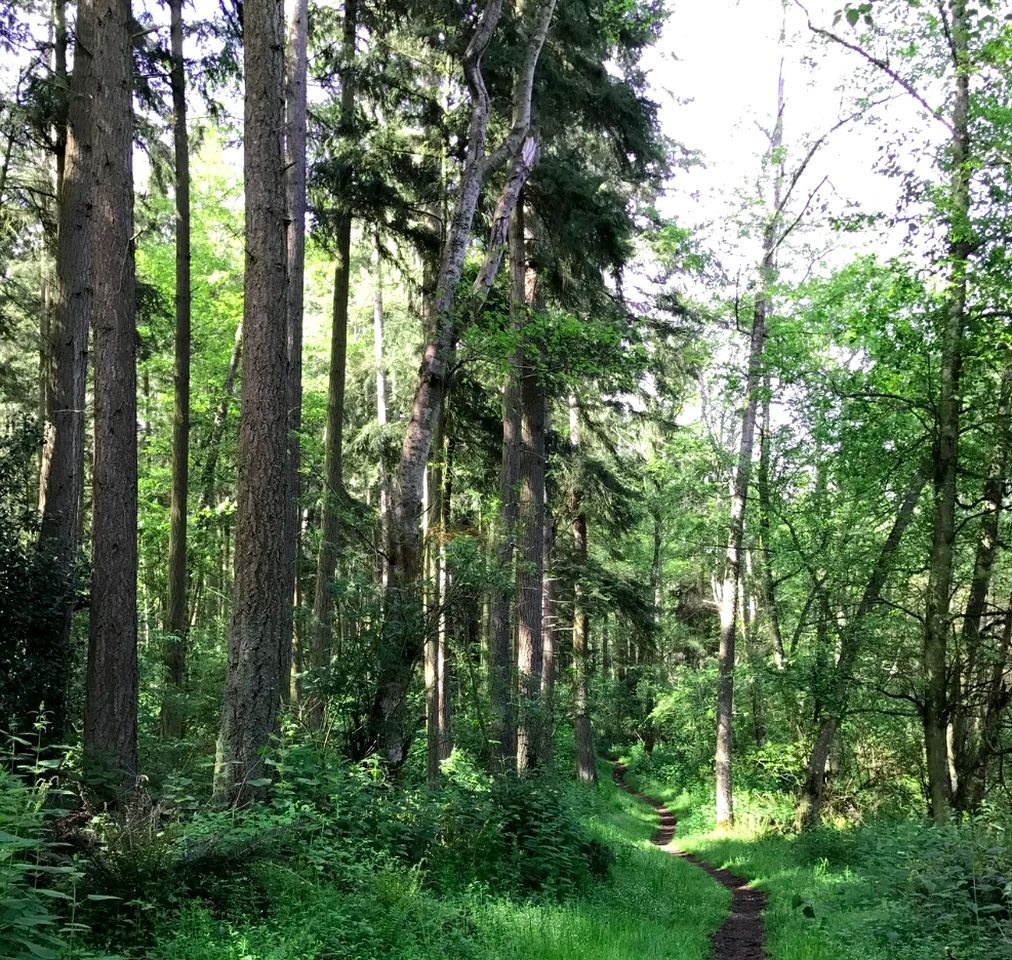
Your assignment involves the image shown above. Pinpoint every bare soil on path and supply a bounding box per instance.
[611,762,767,960]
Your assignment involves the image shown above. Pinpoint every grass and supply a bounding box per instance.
[144,761,728,960]
[622,760,874,960]
[474,760,726,959]
[622,759,1012,960]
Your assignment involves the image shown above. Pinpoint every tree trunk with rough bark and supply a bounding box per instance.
[36,0,92,740]
[215,0,289,806]
[161,0,192,740]
[84,0,139,786]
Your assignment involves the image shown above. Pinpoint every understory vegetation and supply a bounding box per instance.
[623,744,1012,960]
[4,0,1012,957]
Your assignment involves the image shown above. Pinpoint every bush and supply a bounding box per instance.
[0,757,112,960]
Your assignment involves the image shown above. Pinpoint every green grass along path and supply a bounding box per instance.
[611,762,767,960]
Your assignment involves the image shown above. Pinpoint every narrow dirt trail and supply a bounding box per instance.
[611,762,767,960]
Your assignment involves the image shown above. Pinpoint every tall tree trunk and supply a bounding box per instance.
[281,0,309,706]
[570,397,596,783]
[741,554,765,747]
[797,459,931,827]
[36,0,92,740]
[923,0,971,826]
[215,0,289,806]
[540,505,556,764]
[951,365,1012,810]
[369,0,556,768]
[373,230,391,587]
[84,0,139,785]
[311,0,356,715]
[490,370,521,769]
[513,200,545,776]
[758,383,785,669]
[438,428,453,763]
[714,64,788,829]
[161,0,192,740]
[715,287,767,828]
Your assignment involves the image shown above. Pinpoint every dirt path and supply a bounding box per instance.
[611,762,767,960]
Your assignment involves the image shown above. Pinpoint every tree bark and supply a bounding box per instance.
[514,198,545,775]
[281,0,309,705]
[161,0,192,740]
[570,398,596,783]
[36,0,93,740]
[368,0,556,768]
[84,0,139,785]
[311,0,356,717]
[215,0,289,806]
[923,0,971,826]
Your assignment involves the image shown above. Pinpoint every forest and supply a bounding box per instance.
[1,0,1012,957]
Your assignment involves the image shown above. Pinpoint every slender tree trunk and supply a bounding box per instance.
[570,398,596,783]
[373,231,391,587]
[311,0,356,715]
[438,429,453,763]
[952,365,1012,810]
[741,556,766,747]
[161,0,192,740]
[513,200,546,776]
[540,505,556,764]
[369,0,556,768]
[923,0,971,826]
[797,459,931,827]
[758,384,785,670]
[715,288,767,828]
[281,0,309,705]
[960,597,1012,810]
[84,0,139,785]
[215,0,289,806]
[714,66,787,828]
[200,322,242,509]
[490,374,521,768]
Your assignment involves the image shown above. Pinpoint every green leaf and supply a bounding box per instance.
[846,7,860,25]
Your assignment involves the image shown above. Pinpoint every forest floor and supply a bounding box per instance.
[611,761,767,960]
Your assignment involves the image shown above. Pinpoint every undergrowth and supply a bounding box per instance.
[622,743,1012,960]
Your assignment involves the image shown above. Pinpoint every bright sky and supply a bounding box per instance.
[646,0,939,278]
[12,0,940,285]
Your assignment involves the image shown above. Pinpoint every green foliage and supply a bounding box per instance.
[0,422,72,737]
[0,742,114,960]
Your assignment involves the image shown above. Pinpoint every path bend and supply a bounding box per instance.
[611,762,767,960]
